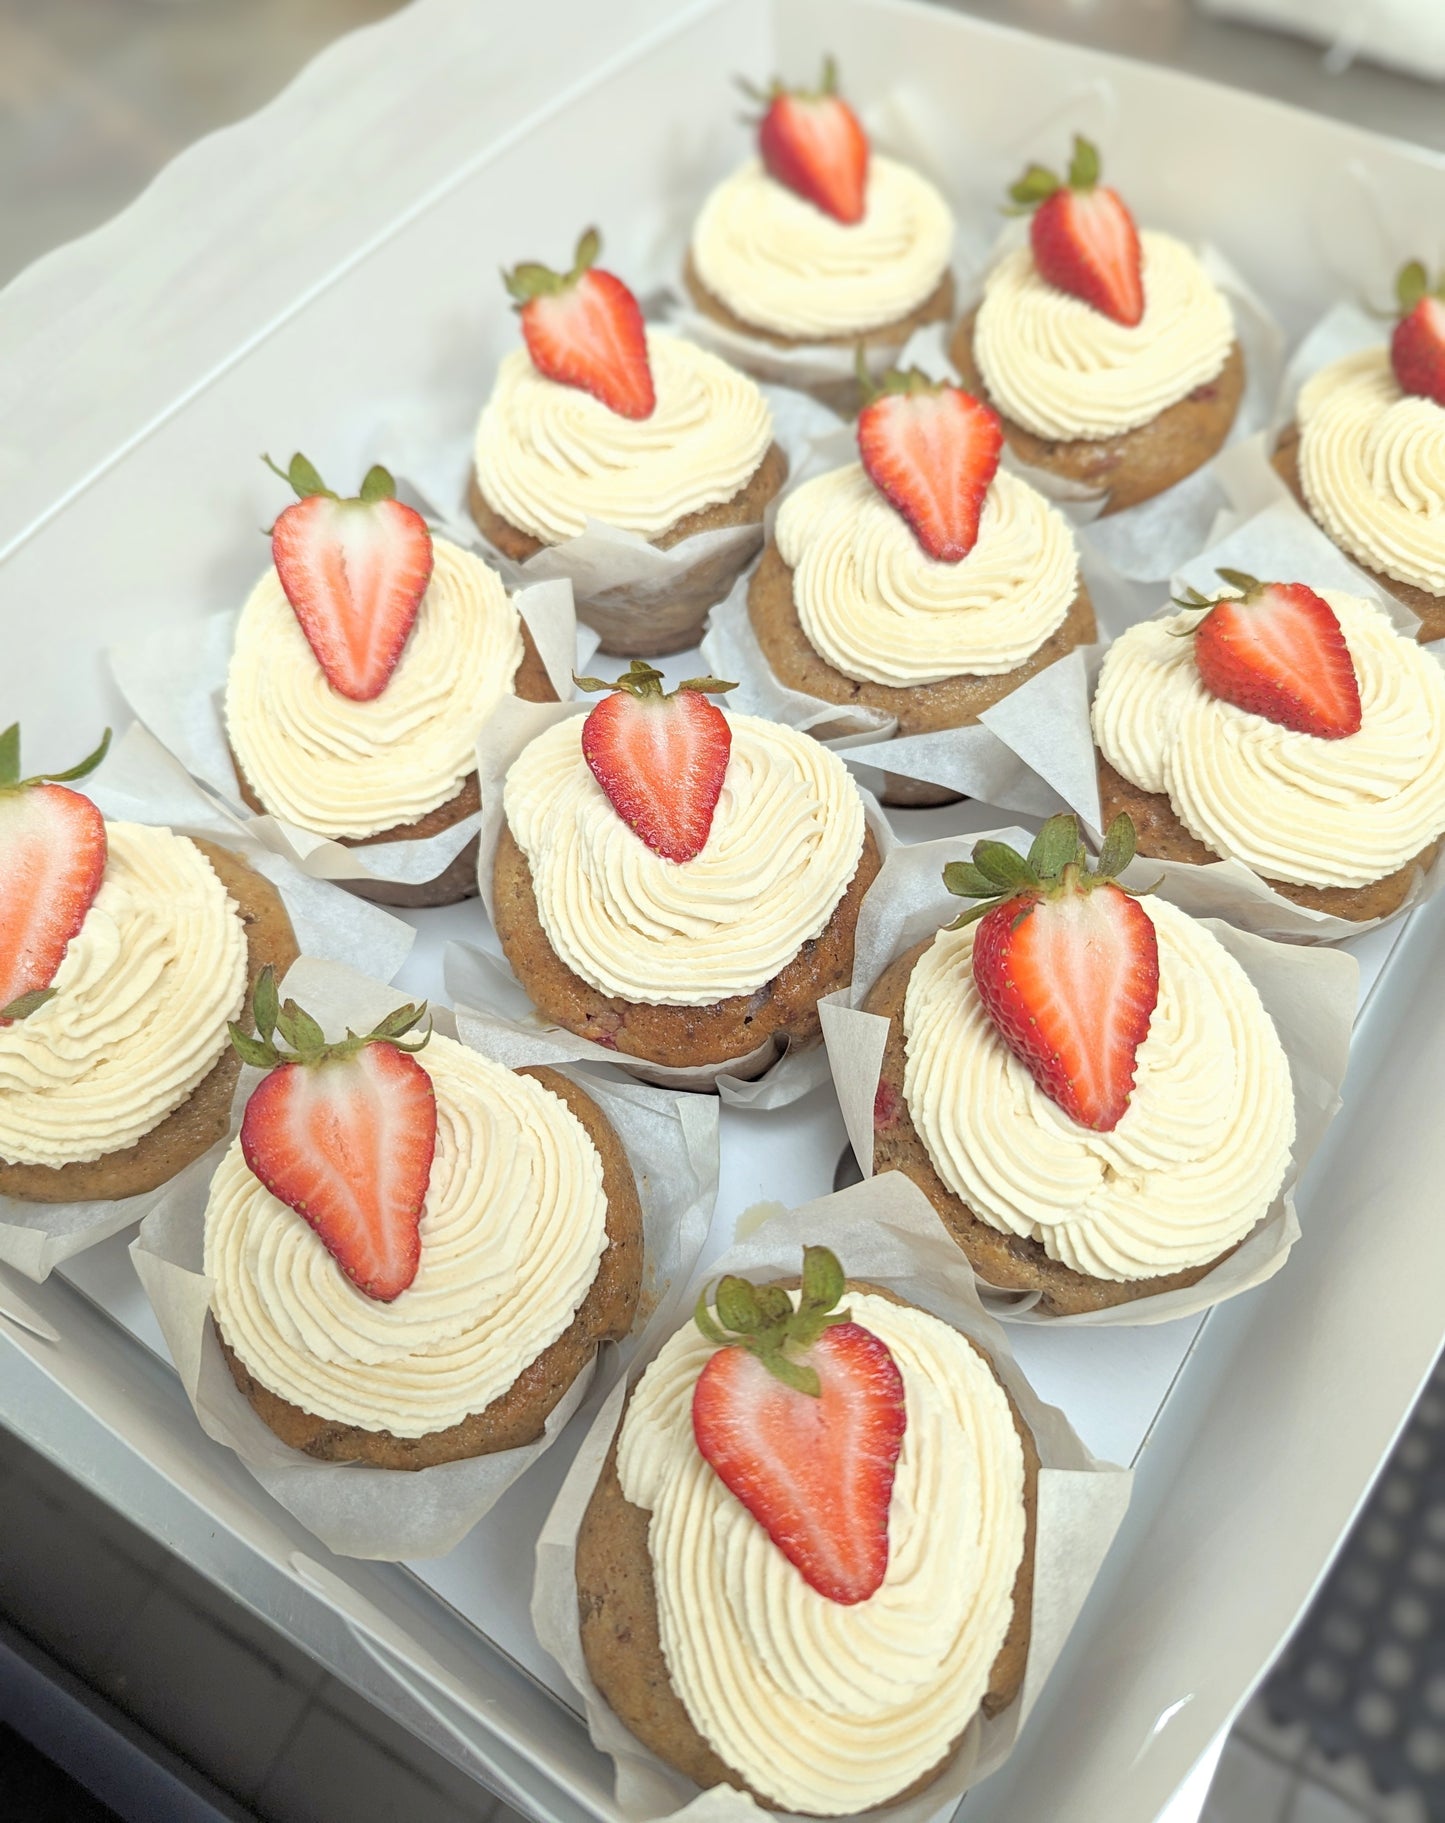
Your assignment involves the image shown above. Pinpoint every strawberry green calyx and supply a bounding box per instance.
[693,1244,851,1398]
[943,811,1141,928]
[0,989,55,1022]
[262,453,399,507]
[503,227,602,307]
[1006,133,1101,214]
[852,349,949,409]
[228,965,431,1072]
[737,53,843,112]
[1170,566,1264,619]
[0,725,111,797]
[573,659,737,703]
[1396,260,1445,318]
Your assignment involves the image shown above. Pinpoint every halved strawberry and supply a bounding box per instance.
[503,229,655,420]
[691,1245,906,1606]
[945,815,1159,1133]
[856,364,1003,562]
[1174,568,1362,739]
[0,725,111,1025]
[230,969,437,1302]
[1390,260,1445,407]
[1007,135,1144,328]
[576,661,736,864]
[267,454,434,703]
[741,56,869,225]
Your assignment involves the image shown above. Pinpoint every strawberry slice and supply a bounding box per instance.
[742,56,869,225]
[1174,568,1363,739]
[945,815,1159,1132]
[504,229,655,420]
[1007,135,1144,328]
[230,969,437,1302]
[576,661,736,864]
[267,454,434,703]
[691,1245,906,1606]
[856,365,1003,562]
[0,725,111,1025]
[1390,260,1445,407]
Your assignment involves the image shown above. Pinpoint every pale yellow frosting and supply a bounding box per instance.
[225,536,522,841]
[690,155,954,340]
[617,1289,1026,1815]
[973,232,1234,440]
[0,824,247,1169]
[503,711,866,1007]
[903,897,1294,1282]
[1092,590,1445,888]
[472,332,773,544]
[774,462,1079,686]
[1297,346,1445,596]
[205,1036,609,1437]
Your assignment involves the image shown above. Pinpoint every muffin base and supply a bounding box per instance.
[493,823,884,1072]
[1271,423,1445,644]
[1097,753,1439,922]
[468,444,789,658]
[950,310,1246,515]
[575,1278,1040,1811]
[865,940,1239,1315]
[0,840,300,1206]
[215,1065,644,1471]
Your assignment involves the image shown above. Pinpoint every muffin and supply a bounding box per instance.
[684,59,955,416]
[577,1244,1038,1814]
[470,229,784,657]
[1271,262,1445,642]
[866,818,1296,1315]
[494,666,881,1074]
[1093,573,1445,920]
[225,454,555,911]
[208,974,642,1470]
[951,137,1243,514]
[0,728,298,1205]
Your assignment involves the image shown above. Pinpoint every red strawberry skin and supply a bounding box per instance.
[521,270,655,420]
[760,91,869,224]
[1031,185,1144,328]
[0,784,107,1021]
[857,386,1003,562]
[272,495,433,702]
[692,1320,906,1605]
[240,1041,437,1302]
[1391,295,1445,407]
[1194,584,1362,739]
[972,881,1159,1132]
[582,689,732,864]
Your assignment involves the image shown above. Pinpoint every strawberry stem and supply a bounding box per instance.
[0,725,111,795]
[1004,133,1102,214]
[0,988,57,1022]
[573,660,736,703]
[943,812,1141,927]
[502,226,602,305]
[262,454,399,507]
[229,965,431,1071]
[693,1245,850,1398]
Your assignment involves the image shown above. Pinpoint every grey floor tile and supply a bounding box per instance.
[1300,1746,1429,1823]
[256,1701,475,1823]
[317,1673,497,1813]
[12,1437,174,1577]
[163,1555,326,1696]
[1235,1694,1313,1768]
[1203,1737,1297,1822]
[1286,1773,1372,1821]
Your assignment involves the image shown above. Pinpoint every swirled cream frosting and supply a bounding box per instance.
[775,462,1080,685]
[1297,347,1445,596]
[617,1289,1027,1814]
[1093,589,1445,887]
[903,897,1294,1282]
[690,156,954,340]
[226,536,522,841]
[0,824,247,1169]
[973,232,1234,441]
[205,1036,608,1437]
[472,332,773,545]
[503,711,866,1006]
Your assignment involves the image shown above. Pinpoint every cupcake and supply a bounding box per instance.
[576,1244,1037,1813]
[951,137,1243,514]
[493,665,881,1074]
[0,728,298,1206]
[208,971,642,1470]
[470,230,784,658]
[685,59,955,416]
[866,818,1296,1315]
[225,454,555,912]
[748,365,1095,805]
[1094,571,1445,920]
[1272,262,1445,642]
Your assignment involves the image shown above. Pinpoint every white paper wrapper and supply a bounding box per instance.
[108,578,577,888]
[459,694,893,1108]
[127,955,719,1561]
[818,829,1357,1326]
[531,1174,1132,1823]
[0,727,413,1283]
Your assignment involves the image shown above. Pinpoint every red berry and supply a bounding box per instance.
[857,379,1003,562]
[505,230,654,420]
[1192,579,1362,740]
[756,61,869,224]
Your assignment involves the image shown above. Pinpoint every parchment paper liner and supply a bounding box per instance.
[128,955,719,1561]
[818,826,1356,1326]
[531,1174,1132,1823]
[0,727,413,1283]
